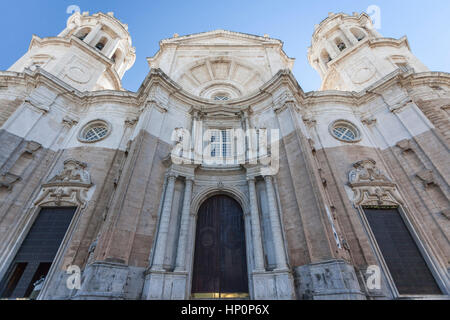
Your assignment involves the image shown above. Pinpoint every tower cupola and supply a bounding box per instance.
[9,11,136,91]
[308,12,428,91]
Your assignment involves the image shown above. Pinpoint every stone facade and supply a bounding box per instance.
[0,11,448,300]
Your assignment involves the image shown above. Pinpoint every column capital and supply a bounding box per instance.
[166,173,178,181]
[246,177,256,183]
[241,109,252,119]
[263,175,274,182]
[185,176,195,183]
[191,109,205,120]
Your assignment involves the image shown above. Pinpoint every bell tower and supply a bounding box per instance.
[9,11,136,92]
[308,12,428,91]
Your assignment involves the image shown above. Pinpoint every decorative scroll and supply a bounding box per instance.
[0,141,41,190]
[34,159,92,207]
[348,159,403,207]
[0,173,21,190]
[396,139,413,153]
[416,169,436,188]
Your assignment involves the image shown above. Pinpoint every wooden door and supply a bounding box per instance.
[192,195,249,298]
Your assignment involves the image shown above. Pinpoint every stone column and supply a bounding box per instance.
[192,111,203,165]
[264,175,288,270]
[190,112,197,162]
[341,27,359,45]
[105,37,121,59]
[152,174,177,271]
[174,178,194,271]
[84,23,102,45]
[248,178,266,272]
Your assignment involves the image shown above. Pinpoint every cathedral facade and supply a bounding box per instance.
[0,11,449,300]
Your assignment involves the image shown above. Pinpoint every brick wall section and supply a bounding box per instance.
[128,136,171,268]
[315,145,384,269]
[0,132,56,254]
[276,146,310,267]
[0,97,23,127]
[279,127,336,264]
[415,98,450,146]
[94,130,172,268]
[315,135,449,274]
[381,133,449,269]
[56,147,126,269]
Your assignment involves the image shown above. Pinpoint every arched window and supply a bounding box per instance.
[111,48,122,64]
[321,49,332,67]
[350,28,366,42]
[335,37,347,52]
[95,37,108,51]
[75,28,91,41]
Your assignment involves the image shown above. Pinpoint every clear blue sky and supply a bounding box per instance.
[1,0,449,92]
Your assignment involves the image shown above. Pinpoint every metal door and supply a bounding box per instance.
[0,207,76,298]
[364,208,441,295]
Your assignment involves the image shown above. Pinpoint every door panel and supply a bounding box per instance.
[364,208,441,295]
[192,196,248,298]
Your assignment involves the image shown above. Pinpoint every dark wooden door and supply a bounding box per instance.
[0,207,76,299]
[192,195,249,298]
[364,208,441,295]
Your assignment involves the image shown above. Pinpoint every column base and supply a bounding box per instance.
[252,269,296,300]
[142,269,189,300]
[293,259,366,300]
[71,261,145,300]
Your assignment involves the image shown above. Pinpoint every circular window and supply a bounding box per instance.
[329,120,361,143]
[78,120,111,143]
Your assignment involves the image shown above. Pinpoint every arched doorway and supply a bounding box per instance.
[191,195,249,299]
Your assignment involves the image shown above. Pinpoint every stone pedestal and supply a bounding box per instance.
[252,270,296,300]
[142,270,189,300]
[293,259,366,300]
[71,261,145,300]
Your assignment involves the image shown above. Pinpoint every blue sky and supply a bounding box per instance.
[0,0,449,92]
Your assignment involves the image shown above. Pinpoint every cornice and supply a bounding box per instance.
[311,12,371,44]
[148,29,294,69]
[368,36,410,51]
[68,12,131,41]
[1,62,448,117]
[316,36,409,69]
[159,29,284,46]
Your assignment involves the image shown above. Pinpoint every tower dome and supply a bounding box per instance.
[308,12,428,91]
[9,11,136,91]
